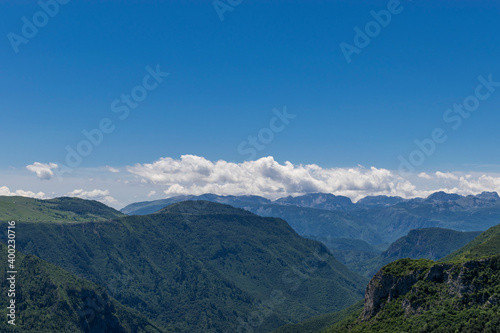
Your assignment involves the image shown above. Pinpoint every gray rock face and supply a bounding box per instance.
[275,193,355,211]
[361,269,424,320]
[424,263,452,283]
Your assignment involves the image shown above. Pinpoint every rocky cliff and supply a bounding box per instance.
[361,256,500,321]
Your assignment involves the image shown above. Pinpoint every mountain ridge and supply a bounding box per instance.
[119,191,500,246]
[0,196,123,223]
[120,191,500,215]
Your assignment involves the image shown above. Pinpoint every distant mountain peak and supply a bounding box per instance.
[476,191,500,201]
[356,195,407,208]
[426,191,462,202]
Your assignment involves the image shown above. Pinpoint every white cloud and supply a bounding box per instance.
[147,190,156,197]
[67,189,117,205]
[435,171,459,180]
[26,162,58,180]
[126,155,423,201]
[105,166,120,173]
[417,172,432,180]
[0,186,46,199]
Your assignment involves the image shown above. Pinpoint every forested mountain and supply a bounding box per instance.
[0,200,366,332]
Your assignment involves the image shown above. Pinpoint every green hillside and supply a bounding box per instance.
[0,196,123,223]
[1,200,367,332]
[0,243,166,332]
[382,228,481,260]
[441,223,500,262]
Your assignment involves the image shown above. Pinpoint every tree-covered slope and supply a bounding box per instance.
[1,200,366,332]
[0,196,123,223]
[441,223,500,262]
[381,228,481,260]
[0,243,166,333]
[351,228,481,277]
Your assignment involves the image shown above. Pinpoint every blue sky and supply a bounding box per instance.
[1,0,500,208]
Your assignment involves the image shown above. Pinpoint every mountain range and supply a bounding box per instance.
[121,191,500,246]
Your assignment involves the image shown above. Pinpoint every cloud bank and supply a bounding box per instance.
[126,155,423,201]
[126,155,500,201]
